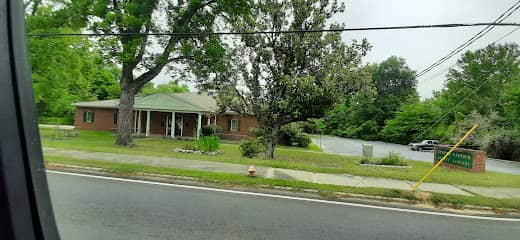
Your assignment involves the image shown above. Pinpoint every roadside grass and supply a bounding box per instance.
[430,193,520,210]
[40,129,520,188]
[45,155,520,210]
[306,143,322,152]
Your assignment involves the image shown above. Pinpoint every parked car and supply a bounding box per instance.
[409,140,439,151]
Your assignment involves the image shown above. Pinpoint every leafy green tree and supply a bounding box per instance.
[371,56,417,122]
[86,0,250,146]
[26,3,120,119]
[501,74,520,127]
[437,43,520,121]
[139,81,189,96]
[324,56,416,140]
[381,101,448,144]
[213,0,370,158]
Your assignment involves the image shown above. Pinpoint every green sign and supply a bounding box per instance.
[436,148,474,169]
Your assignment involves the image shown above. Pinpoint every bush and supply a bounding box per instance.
[379,151,408,166]
[485,130,520,161]
[239,137,264,158]
[360,151,408,166]
[279,123,311,147]
[201,124,222,136]
[299,119,325,134]
[39,116,73,125]
[195,136,219,152]
[182,144,199,151]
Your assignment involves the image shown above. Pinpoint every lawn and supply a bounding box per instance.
[40,128,520,188]
[46,155,520,210]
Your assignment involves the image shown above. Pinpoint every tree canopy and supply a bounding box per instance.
[139,81,189,96]
[210,0,370,158]
[376,43,520,160]
[324,56,417,140]
[26,2,119,120]
[82,0,251,145]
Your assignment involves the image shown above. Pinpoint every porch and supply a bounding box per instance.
[131,110,216,139]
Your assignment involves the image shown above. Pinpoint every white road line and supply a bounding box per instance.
[46,170,520,222]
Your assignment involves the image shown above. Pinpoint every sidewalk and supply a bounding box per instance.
[43,147,520,199]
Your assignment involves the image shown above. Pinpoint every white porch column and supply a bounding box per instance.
[171,112,176,138]
[145,110,151,137]
[137,111,142,134]
[197,112,202,139]
[207,115,210,125]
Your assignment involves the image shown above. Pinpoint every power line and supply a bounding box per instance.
[491,26,520,44]
[415,1,520,79]
[411,20,520,142]
[411,24,520,142]
[26,22,520,37]
[410,76,493,143]
[418,23,520,85]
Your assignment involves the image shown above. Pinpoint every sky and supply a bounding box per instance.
[152,0,520,99]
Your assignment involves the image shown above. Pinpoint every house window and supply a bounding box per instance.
[230,119,239,131]
[83,111,95,123]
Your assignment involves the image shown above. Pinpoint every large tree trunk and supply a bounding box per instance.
[115,71,136,146]
[264,125,280,159]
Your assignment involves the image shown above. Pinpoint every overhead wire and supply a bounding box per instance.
[26,22,520,37]
[415,0,520,79]
[410,19,520,143]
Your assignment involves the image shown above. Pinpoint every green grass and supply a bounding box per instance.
[45,155,520,210]
[40,129,520,188]
[430,193,520,210]
[306,143,322,152]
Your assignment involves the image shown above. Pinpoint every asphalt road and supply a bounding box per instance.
[313,135,520,175]
[48,172,520,240]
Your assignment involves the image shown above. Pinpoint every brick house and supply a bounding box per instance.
[73,92,257,140]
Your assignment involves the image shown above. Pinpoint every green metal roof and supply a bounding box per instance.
[73,92,218,113]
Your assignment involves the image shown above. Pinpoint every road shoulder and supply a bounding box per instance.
[45,162,520,218]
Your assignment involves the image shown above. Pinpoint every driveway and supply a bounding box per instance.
[312,135,520,175]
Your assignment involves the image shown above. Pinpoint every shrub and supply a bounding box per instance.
[360,151,408,166]
[39,116,73,125]
[195,136,219,152]
[379,151,408,166]
[182,144,199,151]
[298,119,325,134]
[279,123,311,147]
[485,130,520,161]
[201,124,222,136]
[240,137,264,158]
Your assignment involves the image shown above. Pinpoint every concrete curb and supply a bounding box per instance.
[45,163,520,217]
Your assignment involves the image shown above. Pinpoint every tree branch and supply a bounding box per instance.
[132,0,217,89]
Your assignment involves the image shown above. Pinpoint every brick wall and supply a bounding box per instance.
[433,146,486,173]
[74,107,118,131]
[216,114,257,136]
[74,107,258,140]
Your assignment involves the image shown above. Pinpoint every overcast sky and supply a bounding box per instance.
[152,0,520,99]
